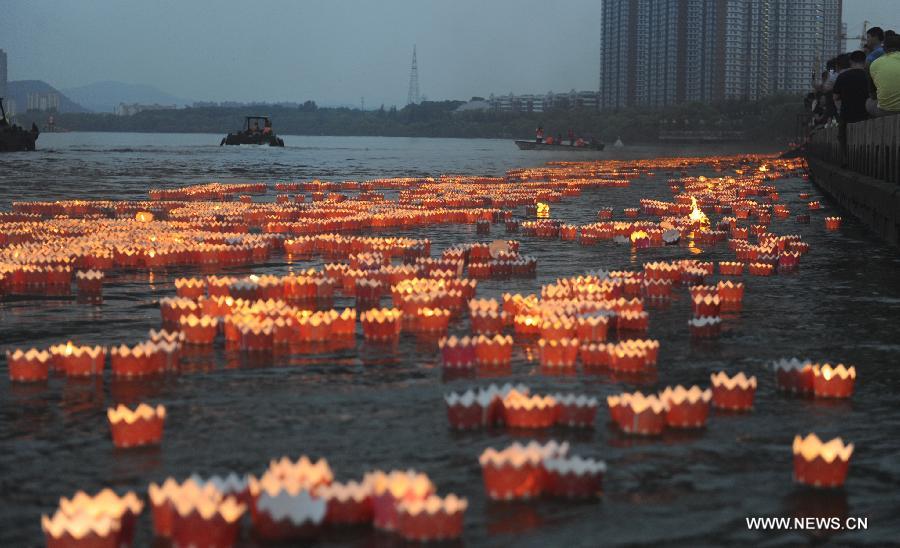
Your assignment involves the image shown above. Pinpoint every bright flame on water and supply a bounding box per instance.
[536,202,550,219]
[689,197,709,226]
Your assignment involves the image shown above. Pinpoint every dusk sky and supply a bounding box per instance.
[2,0,898,107]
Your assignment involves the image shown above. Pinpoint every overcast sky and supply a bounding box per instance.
[2,0,898,107]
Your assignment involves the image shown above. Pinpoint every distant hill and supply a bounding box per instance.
[62,81,191,113]
[7,80,90,113]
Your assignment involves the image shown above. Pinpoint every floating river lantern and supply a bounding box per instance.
[75,270,104,296]
[315,480,373,525]
[543,456,606,499]
[812,363,856,399]
[170,490,246,548]
[575,314,609,342]
[748,262,774,276]
[553,393,598,428]
[6,348,51,382]
[252,490,327,542]
[793,434,853,488]
[536,202,550,218]
[502,390,558,428]
[42,511,121,548]
[360,308,402,342]
[689,316,722,338]
[475,334,513,370]
[135,211,154,222]
[692,294,721,317]
[478,440,569,500]
[414,307,450,334]
[107,403,166,448]
[537,338,579,369]
[439,335,476,369]
[189,473,250,503]
[51,342,106,377]
[180,314,219,345]
[396,494,467,542]
[607,392,667,435]
[710,371,757,411]
[824,216,842,231]
[470,309,505,335]
[716,280,744,303]
[444,383,527,429]
[54,489,143,548]
[719,261,744,276]
[616,310,649,332]
[365,470,435,532]
[773,358,815,394]
[175,277,207,300]
[660,385,712,428]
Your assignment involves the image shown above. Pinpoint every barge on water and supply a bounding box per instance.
[0,98,39,152]
[515,140,604,151]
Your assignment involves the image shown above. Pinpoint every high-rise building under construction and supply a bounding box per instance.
[599,0,843,109]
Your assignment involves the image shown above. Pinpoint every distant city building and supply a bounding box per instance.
[453,99,492,112]
[115,102,177,116]
[599,0,843,109]
[0,49,8,99]
[487,90,599,113]
[191,101,302,108]
[27,92,60,112]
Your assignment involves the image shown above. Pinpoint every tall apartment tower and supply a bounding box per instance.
[599,0,842,109]
[0,49,8,99]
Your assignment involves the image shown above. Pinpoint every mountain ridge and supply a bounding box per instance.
[61,81,192,113]
[6,80,90,114]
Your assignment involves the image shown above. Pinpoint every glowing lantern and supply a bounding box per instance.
[135,211,154,222]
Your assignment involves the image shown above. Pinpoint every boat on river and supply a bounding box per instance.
[221,116,284,147]
[515,140,604,151]
[0,98,39,152]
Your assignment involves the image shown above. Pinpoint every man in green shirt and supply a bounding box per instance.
[868,34,900,117]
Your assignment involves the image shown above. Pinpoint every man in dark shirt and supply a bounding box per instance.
[833,51,870,166]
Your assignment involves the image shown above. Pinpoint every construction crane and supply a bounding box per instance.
[841,20,870,50]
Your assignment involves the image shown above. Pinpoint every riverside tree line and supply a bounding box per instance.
[19,95,803,144]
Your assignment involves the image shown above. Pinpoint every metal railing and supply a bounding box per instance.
[806,115,900,183]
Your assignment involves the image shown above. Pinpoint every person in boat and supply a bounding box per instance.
[263,119,272,135]
[575,137,585,147]
[568,128,575,146]
[252,120,260,134]
[535,126,544,143]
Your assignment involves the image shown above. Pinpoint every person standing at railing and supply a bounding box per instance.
[833,51,870,167]
[865,27,885,65]
[867,34,900,118]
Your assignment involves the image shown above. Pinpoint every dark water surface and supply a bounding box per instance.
[0,134,898,546]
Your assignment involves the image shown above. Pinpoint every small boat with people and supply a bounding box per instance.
[220,116,284,147]
[0,98,40,152]
[515,125,604,151]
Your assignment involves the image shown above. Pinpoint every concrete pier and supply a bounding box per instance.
[805,116,900,247]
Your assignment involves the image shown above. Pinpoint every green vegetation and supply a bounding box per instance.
[19,95,803,144]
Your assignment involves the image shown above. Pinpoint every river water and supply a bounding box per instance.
[0,133,898,546]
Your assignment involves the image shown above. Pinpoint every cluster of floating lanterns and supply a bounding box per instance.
[3,154,866,545]
[444,384,598,430]
[479,440,605,500]
[43,454,466,546]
